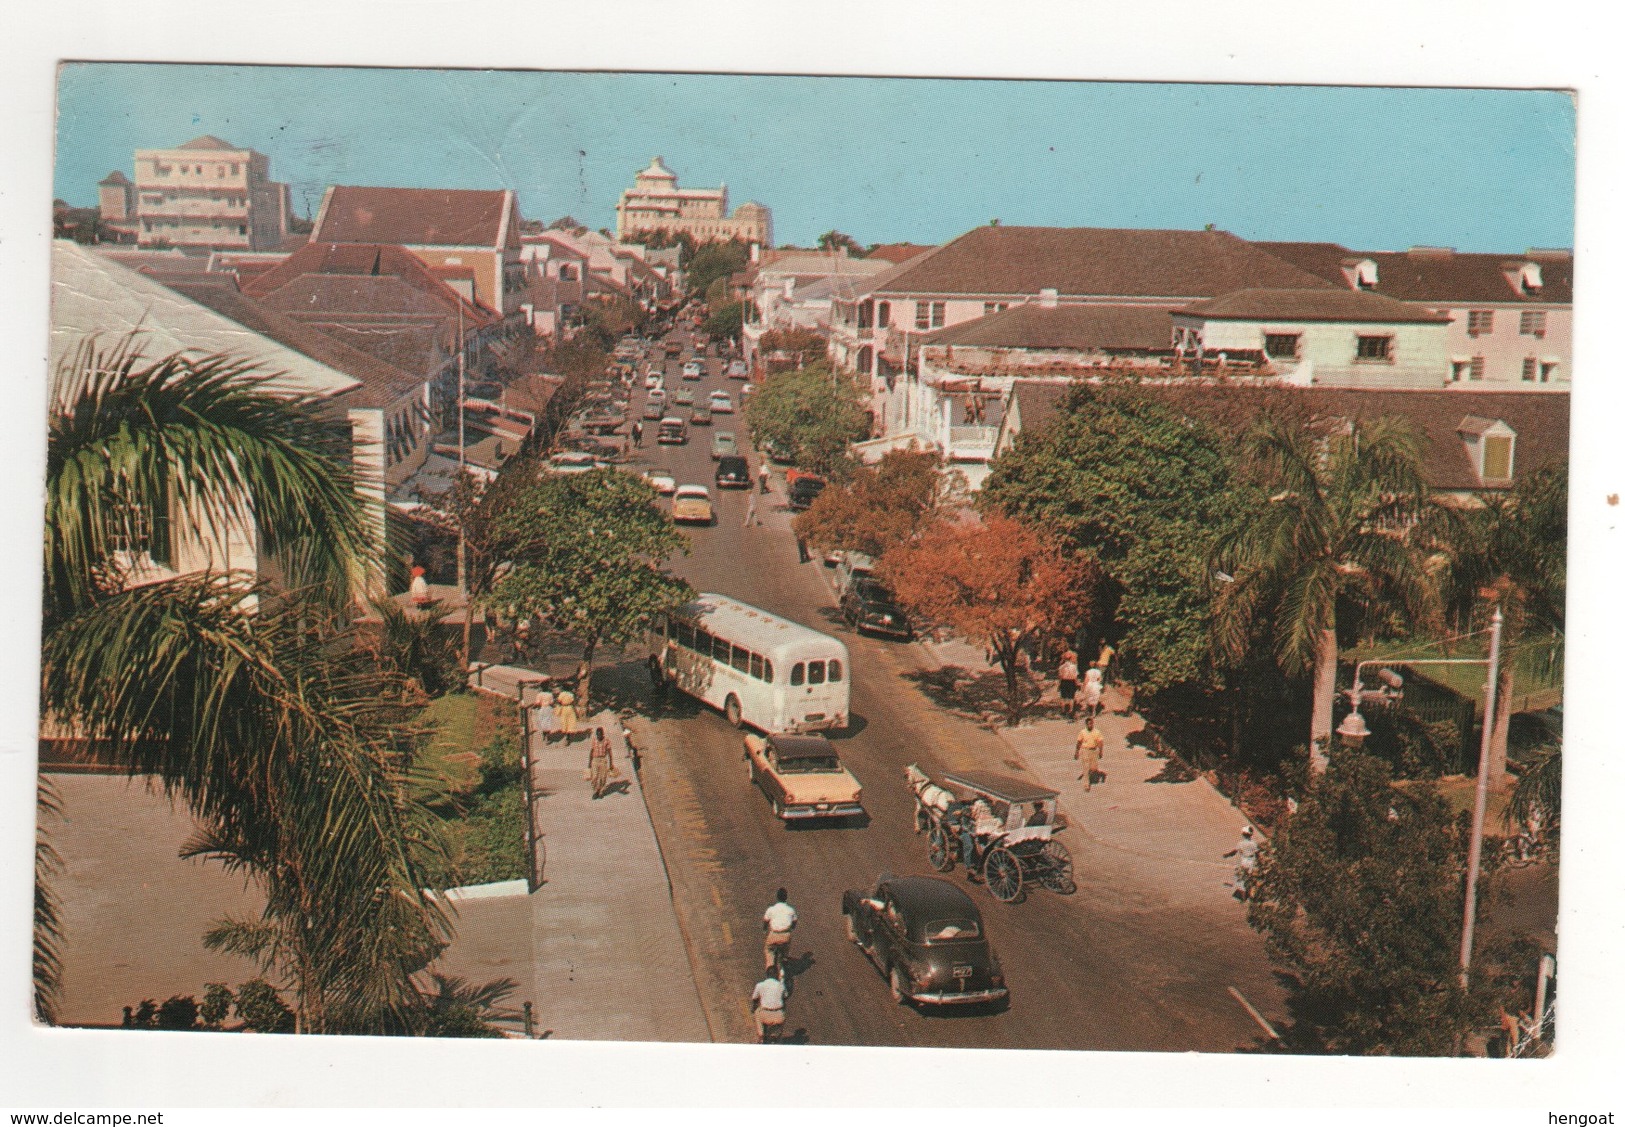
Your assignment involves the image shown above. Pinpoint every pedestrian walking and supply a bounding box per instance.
[513,616,533,663]
[1080,663,1104,719]
[555,690,580,743]
[1074,716,1104,790]
[745,496,758,527]
[647,652,667,698]
[1056,650,1080,720]
[631,421,644,449]
[586,726,617,799]
[408,565,431,608]
[1095,640,1115,687]
[796,535,811,563]
[750,971,788,1044]
[1223,826,1260,899]
[532,691,557,745]
[758,466,770,495]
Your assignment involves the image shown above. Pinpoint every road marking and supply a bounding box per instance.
[710,886,722,908]
[1227,986,1281,1040]
[721,921,732,947]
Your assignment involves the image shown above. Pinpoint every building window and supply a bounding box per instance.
[1466,310,1494,337]
[915,301,946,329]
[1469,356,1485,380]
[982,302,1009,317]
[1522,357,1538,382]
[1264,333,1301,359]
[877,301,890,329]
[1540,361,1559,383]
[1355,335,1393,362]
[1520,310,1547,338]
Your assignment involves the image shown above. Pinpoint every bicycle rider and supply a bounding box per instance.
[762,888,797,977]
[750,969,788,1044]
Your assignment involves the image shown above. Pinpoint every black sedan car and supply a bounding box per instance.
[841,875,1008,1007]
[715,454,751,489]
[787,475,826,511]
[840,578,912,640]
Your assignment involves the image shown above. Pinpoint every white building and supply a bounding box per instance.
[132,135,292,252]
[615,157,771,247]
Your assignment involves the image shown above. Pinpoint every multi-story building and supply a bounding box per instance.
[615,156,771,247]
[741,248,900,366]
[1255,243,1572,390]
[132,135,292,252]
[311,186,528,327]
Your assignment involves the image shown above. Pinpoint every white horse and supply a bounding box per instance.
[905,763,956,834]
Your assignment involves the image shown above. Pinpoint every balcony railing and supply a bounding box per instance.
[946,424,1000,457]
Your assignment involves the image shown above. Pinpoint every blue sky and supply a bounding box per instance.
[55,64,1574,253]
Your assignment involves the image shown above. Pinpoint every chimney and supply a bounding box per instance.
[1038,287,1059,309]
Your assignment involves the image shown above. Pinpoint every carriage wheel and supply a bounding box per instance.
[983,846,1022,902]
[927,825,954,872]
[1038,840,1076,895]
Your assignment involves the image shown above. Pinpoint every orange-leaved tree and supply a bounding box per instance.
[880,513,1097,723]
[793,447,949,561]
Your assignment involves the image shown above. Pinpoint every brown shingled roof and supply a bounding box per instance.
[243,242,498,328]
[162,276,430,409]
[314,186,513,248]
[1256,241,1573,305]
[1178,287,1451,324]
[872,226,1338,300]
[865,243,935,264]
[925,303,1176,351]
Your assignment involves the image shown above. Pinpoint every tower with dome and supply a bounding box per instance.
[615,156,772,247]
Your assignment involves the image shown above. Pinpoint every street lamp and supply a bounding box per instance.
[1339,609,1504,988]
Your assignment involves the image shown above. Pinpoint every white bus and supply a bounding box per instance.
[653,593,851,734]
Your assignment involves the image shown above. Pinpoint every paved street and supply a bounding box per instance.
[607,330,1287,1050]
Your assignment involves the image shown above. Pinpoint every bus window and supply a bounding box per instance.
[829,658,843,682]
[749,653,764,680]
[731,645,750,674]
[673,620,693,649]
[763,660,774,683]
[711,634,729,663]
[808,660,826,685]
[790,662,805,686]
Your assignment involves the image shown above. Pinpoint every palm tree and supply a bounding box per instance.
[40,334,450,1033]
[1437,465,1566,787]
[1211,413,1441,771]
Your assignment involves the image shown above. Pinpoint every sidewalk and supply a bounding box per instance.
[916,634,1252,902]
[434,676,710,1041]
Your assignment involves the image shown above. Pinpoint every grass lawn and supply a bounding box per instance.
[1343,633,1562,717]
[415,691,528,889]
[1396,774,1514,830]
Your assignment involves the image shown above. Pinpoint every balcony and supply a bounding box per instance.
[945,424,1000,460]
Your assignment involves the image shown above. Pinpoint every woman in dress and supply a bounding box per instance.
[587,727,616,799]
[555,690,580,743]
[1080,663,1104,719]
[532,691,556,745]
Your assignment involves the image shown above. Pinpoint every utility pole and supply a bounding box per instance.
[457,303,473,669]
[1459,607,1505,989]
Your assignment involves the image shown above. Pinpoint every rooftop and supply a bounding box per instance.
[1178,287,1452,324]
[1256,242,1574,305]
[925,302,1176,351]
[313,186,516,248]
[871,225,1337,300]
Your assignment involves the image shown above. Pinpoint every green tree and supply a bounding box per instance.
[1247,751,1490,1054]
[703,300,753,344]
[41,336,451,1035]
[793,447,949,559]
[743,364,868,476]
[685,239,751,299]
[817,230,865,256]
[1436,465,1567,784]
[492,470,692,708]
[1211,413,1440,771]
[982,383,1247,694]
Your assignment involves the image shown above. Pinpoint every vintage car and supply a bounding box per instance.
[788,475,827,511]
[656,416,688,445]
[726,359,750,379]
[541,451,608,476]
[642,467,677,494]
[682,360,705,380]
[743,733,864,822]
[671,484,715,525]
[640,400,666,422]
[840,577,913,640]
[841,875,1008,1007]
[708,390,735,414]
[715,454,751,490]
[710,430,739,460]
[645,370,665,388]
[689,405,713,426]
[673,386,696,407]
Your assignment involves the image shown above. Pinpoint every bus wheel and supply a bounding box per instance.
[725,695,744,728]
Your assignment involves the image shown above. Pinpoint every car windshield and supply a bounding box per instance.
[676,487,708,499]
[778,755,842,774]
[921,917,982,943]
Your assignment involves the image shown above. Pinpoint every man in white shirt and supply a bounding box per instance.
[762,888,797,974]
[750,972,787,1043]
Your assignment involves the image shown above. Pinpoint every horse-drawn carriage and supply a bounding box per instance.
[906,767,1077,903]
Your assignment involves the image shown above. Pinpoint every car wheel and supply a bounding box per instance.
[889,965,910,1005]
[844,912,860,944]
[724,695,743,728]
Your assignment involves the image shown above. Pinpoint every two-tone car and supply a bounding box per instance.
[682,359,705,380]
[743,733,864,822]
[642,467,677,495]
[671,484,715,525]
[841,875,1008,1008]
[840,577,913,640]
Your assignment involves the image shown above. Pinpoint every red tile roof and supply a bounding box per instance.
[177,134,237,151]
[313,186,515,248]
[1178,288,1451,324]
[925,302,1176,351]
[242,242,498,328]
[865,243,935,264]
[872,225,1337,300]
[1256,242,1573,305]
